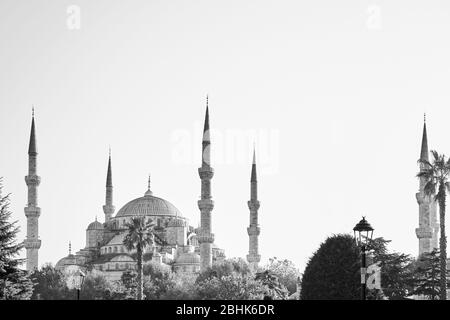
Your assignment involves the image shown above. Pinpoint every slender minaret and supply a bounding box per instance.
[416,114,439,256]
[103,149,115,223]
[197,96,215,271]
[247,147,261,271]
[24,108,41,271]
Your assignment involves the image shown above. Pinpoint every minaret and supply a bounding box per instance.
[24,108,42,271]
[247,146,261,271]
[415,114,439,256]
[103,149,115,223]
[197,96,215,271]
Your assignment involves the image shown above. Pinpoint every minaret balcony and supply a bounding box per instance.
[246,254,261,263]
[103,205,115,214]
[198,199,214,211]
[25,175,41,186]
[416,227,433,239]
[23,238,41,249]
[247,226,261,236]
[247,200,260,210]
[197,232,215,244]
[24,206,41,217]
[198,167,214,179]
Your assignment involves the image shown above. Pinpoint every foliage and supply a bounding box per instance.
[368,237,415,300]
[417,150,450,300]
[255,270,289,299]
[195,274,266,300]
[159,273,197,300]
[119,270,138,300]
[196,258,251,283]
[264,257,301,295]
[412,249,449,300]
[30,263,71,299]
[0,180,34,300]
[79,270,122,300]
[143,261,175,299]
[300,234,360,300]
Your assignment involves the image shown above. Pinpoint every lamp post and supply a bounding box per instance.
[353,217,374,300]
[73,269,86,300]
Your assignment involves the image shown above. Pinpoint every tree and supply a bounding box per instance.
[0,179,34,300]
[80,270,121,300]
[119,270,138,300]
[301,234,360,300]
[160,272,196,300]
[413,249,449,300]
[418,150,450,300]
[143,261,174,299]
[265,257,301,295]
[30,263,71,299]
[195,274,266,300]
[196,258,251,283]
[123,217,155,300]
[368,237,415,300]
[255,270,289,299]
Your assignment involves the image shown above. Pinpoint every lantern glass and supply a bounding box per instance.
[73,269,85,290]
[353,217,374,248]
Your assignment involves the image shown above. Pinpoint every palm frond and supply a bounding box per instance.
[123,217,155,252]
[431,150,440,162]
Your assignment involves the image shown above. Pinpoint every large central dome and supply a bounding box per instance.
[115,182,182,218]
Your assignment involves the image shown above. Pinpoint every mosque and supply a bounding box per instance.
[23,98,262,281]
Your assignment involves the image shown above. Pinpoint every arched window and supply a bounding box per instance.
[115,263,119,270]
[120,247,124,253]
[114,246,118,253]
[108,247,112,253]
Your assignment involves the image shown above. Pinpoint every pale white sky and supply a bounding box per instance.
[1,0,450,273]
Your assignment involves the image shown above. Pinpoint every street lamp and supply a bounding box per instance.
[353,217,374,300]
[73,269,86,300]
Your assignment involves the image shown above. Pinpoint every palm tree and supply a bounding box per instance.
[123,217,155,300]
[418,150,450,300]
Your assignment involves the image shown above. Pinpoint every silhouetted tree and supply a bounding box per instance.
[301,234,360,300]
[0,179,33,300]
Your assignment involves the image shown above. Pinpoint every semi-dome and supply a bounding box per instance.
[87,219,103,230]
[56,254,77,269]
[116,183,182,218]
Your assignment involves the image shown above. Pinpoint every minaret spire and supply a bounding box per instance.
[28,109,37,155]
[247,145,261,271]
[103,149,115,222]
[24,108,42,271]
[202,95,211,167]
[198,95,215,271]
[420,113,429,163]
[416,114,439,256]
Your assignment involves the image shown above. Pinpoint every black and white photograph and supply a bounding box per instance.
[1,0,450,309]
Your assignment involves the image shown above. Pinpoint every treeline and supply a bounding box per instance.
[29,257,300,300]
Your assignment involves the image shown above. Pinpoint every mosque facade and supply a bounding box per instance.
[23,99,262,281]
